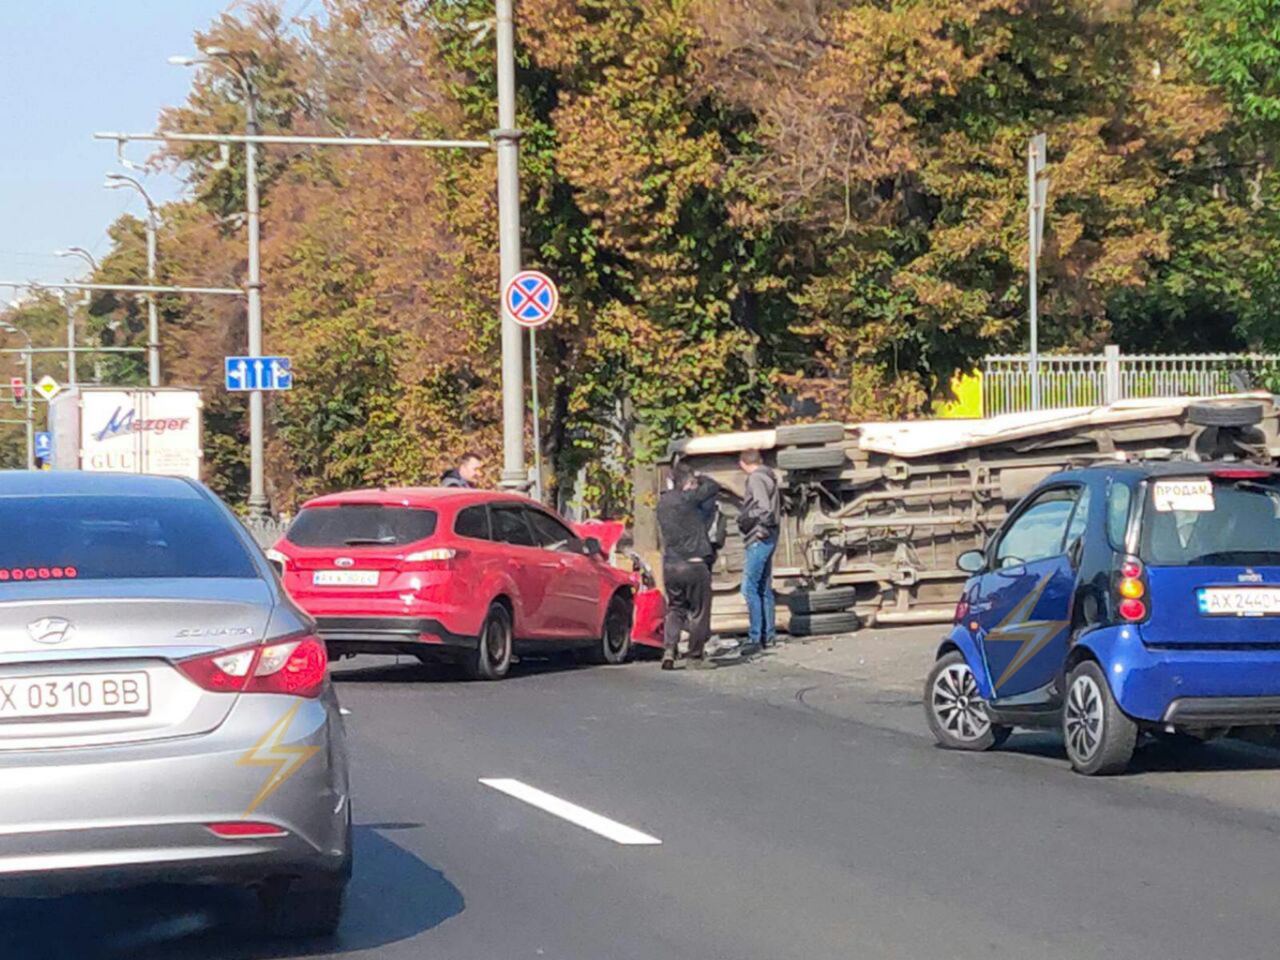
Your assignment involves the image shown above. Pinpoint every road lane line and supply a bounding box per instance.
[479,778,662,846]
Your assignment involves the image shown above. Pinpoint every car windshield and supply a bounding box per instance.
[0,495,258,581]
[287,505,438,547]
[1140,475,1280,567]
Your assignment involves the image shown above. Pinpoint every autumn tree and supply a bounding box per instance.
[71,0,1280,510]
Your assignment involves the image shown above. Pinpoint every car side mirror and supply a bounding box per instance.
[584,537,604,558]
[957,550,986,574]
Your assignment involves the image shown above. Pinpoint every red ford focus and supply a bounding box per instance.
[268,488,661,679]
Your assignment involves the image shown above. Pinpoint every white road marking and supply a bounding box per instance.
[479,778,662,846]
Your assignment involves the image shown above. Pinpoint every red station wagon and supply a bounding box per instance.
[269,488,657,680]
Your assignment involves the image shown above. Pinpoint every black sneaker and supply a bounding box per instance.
[739,642,763,658]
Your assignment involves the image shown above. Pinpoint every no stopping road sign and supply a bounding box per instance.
[504,271,559,329]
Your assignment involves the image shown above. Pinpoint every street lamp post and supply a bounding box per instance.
[494,0,526,489]
[171,48,267,518]
[105,174,160,387]
[0,321,34,469]
[55,248,99,387]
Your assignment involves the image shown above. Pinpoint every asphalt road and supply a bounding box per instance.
[5,645,1280,960]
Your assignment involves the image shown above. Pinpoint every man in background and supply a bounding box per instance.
[738,448,781,653]
[442,452,483,488]
[657,463,721,670]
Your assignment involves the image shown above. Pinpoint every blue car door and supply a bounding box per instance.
[972,485,1089,701]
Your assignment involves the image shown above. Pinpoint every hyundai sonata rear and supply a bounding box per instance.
[0,472,350,938]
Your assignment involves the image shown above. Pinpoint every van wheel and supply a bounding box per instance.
[925,651,1009,751]
[1064,660,1137,775]
[1187,401,1263,428]
[464,604,513,681]
[788,610,861,636]
[775,422,845,446]
[585,595,633,665]
[776,446,847,471]
[785,586,860,614]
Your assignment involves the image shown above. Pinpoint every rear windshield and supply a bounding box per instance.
[287,505,438,548]
[0,495,258,581]
[1141,475,1280,567]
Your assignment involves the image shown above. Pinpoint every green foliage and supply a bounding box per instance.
[1186,0,1280,125]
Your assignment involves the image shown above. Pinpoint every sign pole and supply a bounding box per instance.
[1027,133,1048,412]
[24,350,33,471]
[503,269,559,502]
[1027,138,1040,411]
[529,327,543,502]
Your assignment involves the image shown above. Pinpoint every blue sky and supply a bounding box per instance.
[0,0,237,298]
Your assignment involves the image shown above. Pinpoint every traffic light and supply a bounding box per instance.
[9,376,22,408]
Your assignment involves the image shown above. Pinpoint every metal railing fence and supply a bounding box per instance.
[982,347,1280,416]
[242,514,289,548]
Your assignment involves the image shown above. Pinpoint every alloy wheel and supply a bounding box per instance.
[930,662,992,743]
[1065,674,1104,762]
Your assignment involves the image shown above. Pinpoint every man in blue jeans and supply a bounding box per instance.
[737,448,780,653]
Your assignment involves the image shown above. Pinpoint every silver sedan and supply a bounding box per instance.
[0,471,351,938]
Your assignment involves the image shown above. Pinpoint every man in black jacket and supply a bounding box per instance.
[441,452,483,488]
[657,463,720,670]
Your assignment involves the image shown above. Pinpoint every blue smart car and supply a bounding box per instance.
[926,460,1280,775]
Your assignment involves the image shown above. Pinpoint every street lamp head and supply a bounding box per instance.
[56,248,99,272]
[168,55,197,67]
[200,45,230,57]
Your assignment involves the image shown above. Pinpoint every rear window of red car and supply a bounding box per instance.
[286,505,438,548]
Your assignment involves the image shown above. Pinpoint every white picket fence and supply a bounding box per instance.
[982,347,1280,416]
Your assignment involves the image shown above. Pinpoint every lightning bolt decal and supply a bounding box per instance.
[993,618,1067,689]
[987,573,1070,691]
[238,703,321,817]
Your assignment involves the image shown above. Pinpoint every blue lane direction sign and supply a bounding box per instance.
[504,270,559,329]
[225,356,293,392]
[34,431,52,461]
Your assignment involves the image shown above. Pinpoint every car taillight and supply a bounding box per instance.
[265,548,290,576]
[402,547,463,568]
[178,635,328,698]
[1119,598,1148,621]
[1115,556,1149,623]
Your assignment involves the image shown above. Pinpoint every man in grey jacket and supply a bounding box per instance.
[737,448,781,651]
